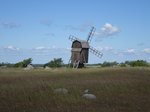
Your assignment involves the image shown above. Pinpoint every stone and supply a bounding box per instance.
[82,94,96,99]
[44,66,52,70]
[54,88,68,94]
[84,89,89,93]
[0,66,7,69]
[24,64,34,70]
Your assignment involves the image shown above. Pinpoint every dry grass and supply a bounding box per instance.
[0,67,150,112]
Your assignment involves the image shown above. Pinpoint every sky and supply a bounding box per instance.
[0,0,150,64]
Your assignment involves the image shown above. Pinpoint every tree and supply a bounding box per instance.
[44,58,63,68]
[130,60,149,67]
[119,60,149,67]
[14,58,32,67]
[0,62,14,67]
[101,61,118,67]
[120,63,126,67]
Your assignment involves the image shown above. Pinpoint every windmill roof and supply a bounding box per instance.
[80,40,89,48]
[73,40,89,48]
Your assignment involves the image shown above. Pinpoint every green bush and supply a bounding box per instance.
[101,61,118,67]
[130,60,149,67]
[14,58,32,67]
[120,63,126,67]
[0,62,6,67]
[44,58,63,68]
[0,62,14,67]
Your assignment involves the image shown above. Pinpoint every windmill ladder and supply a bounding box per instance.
[73,60,80,69]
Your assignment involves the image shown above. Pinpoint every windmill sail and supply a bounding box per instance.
[86,27,96,43]
[89,46,103,58]
[69,35,79,42]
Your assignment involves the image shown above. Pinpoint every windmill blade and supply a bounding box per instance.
[89,46,103,58]
[87,27,96,43]
[69,35,79,42]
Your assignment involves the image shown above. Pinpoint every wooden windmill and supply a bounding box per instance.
[68,27,103,68]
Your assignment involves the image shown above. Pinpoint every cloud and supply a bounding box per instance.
[143,48,150,53]
[4,45,20,51]
[0,22,21,28]
[35,46,46,50]
[34,45,59,50]
[51,45,58,49]
[41,19,52,26]
[1,22,21,28]
[95,46,113,51]
[125,49,135,53]
[95,23,120,36]
[67,21,93,31]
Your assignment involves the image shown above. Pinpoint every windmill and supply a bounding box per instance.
[68,27,103,68]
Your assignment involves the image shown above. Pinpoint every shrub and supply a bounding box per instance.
[0,62,14,67]
[44,58,63,68]
[14,58,32,67]
[130,60,149,67]
[120,63,126,67]
[101,61,118,67]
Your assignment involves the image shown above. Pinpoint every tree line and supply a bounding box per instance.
[0,58,150,68]
[98,60,149,67]
[0,58,63,68]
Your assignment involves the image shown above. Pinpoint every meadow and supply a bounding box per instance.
[0,67,150,112]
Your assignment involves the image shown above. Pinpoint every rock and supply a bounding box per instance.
[0,66,7,69]
[24,64,34,70]
[84,89,89,93]
[82,94,96,99]
[44,66,52,70]
[54,88,68,94]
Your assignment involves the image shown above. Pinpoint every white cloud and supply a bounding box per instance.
[125,49,135,53]
[95,23,120,36]
[35,46,46,50]
[1,22,21,28]
[66,47,71,50]
[95,46,113,51]
[67,21,93,31]
[35,45,59,50]
[143,48,150,53]
[4,45,20,51]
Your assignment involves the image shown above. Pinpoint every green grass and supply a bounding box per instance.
[0,67,150,112]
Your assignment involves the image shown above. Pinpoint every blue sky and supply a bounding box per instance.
[0,0,150,64]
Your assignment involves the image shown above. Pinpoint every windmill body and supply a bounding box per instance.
[68,27,103,68]
[71,40,89,63]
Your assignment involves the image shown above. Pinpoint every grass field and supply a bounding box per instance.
[0,67,150,112]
